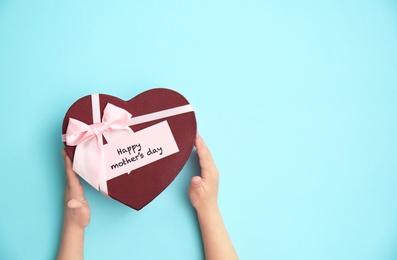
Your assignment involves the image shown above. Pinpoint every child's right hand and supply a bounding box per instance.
[188,134,239,260]
[188,134,220,214]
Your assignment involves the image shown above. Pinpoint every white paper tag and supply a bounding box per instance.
[104,121,179,180]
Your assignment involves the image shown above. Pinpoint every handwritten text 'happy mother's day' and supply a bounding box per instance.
[111,143,163,170]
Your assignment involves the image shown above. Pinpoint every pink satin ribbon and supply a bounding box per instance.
[64,100,134,195]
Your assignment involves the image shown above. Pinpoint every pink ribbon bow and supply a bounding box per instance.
[64,103,134,195]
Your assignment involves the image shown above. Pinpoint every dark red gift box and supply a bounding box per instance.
[62,88,197,210]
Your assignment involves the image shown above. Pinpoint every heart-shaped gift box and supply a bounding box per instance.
[62,88,197,210]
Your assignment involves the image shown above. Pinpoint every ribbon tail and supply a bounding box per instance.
[72,137,104,192]
[98,141,108,195]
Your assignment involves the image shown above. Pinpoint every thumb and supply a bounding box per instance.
[67,199,84,209]
[190,176,202,189]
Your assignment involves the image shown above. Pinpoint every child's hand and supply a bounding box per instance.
[188,135,239,260]
[188,134,220,214]
[62,149,90,229]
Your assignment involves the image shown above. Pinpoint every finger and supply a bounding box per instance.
[62,148,80,185]
[195,134,217,178]
[62,148,72,171]
[195,133,212,164]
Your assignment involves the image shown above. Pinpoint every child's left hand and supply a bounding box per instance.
[62,149,90,229]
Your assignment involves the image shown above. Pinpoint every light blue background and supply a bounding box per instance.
[1,1,397,259]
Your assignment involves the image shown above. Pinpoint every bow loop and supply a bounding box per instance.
[65,118,94,146]
[102,103,132,130]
